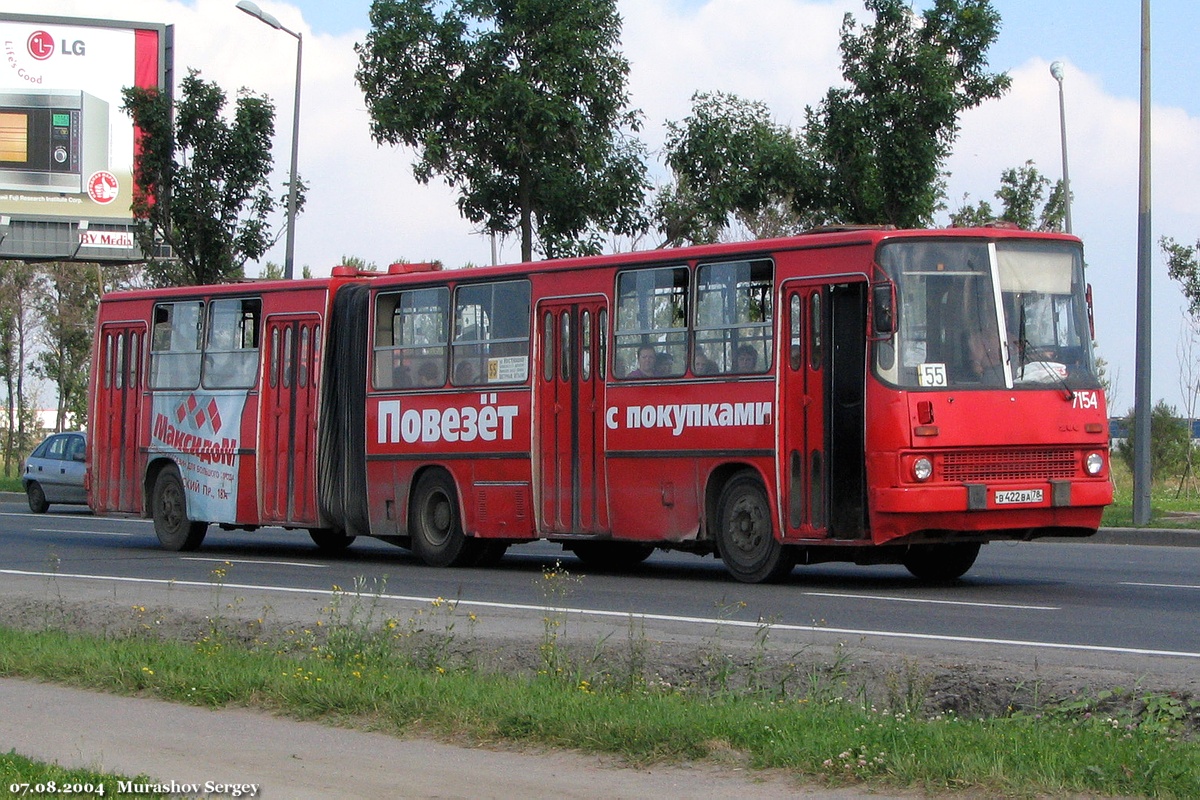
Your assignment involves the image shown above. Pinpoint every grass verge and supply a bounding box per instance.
[0,621,1196,798]
[1102,459,1200,529]
[0,751,164,800]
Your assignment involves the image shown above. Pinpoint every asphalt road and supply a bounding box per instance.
[3,499,1196,798]
[1,500,1197,683]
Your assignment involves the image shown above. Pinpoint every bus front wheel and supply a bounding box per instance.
[902,542,981,582]
[410,471,479,568]
[715,472,794,584]
[151,465,207,552]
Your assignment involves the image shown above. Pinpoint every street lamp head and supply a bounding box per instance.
[1050,60,1065,83]
[236,0,284,31]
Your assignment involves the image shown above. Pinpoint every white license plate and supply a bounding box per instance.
[994,489,1044,505]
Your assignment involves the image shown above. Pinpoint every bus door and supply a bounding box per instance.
[780,282,828,537]
[536,298,610,534]
[826,282,868,538]
[261,314,321,524]
[93,322,146,512]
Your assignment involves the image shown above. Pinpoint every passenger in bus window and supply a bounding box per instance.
[655,351,675,376]
[454,360,477,385]
[627,344,657,378]
[417,360,441,387]
[734,344,758,373]
[693,349,718,375]
[966,328,1004,383]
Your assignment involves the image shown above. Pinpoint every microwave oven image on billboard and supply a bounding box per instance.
[0,88,109,194]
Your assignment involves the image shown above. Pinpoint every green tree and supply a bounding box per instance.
[0,261,44,476]
[802,0,1010,227]
[259,261,313,280]
[122,69,302,286]
[33,263,99,431]
[355,0,648,261]
[655,92,814,246]
[1163,237,1200,316]
[950,160,1066,230]
[1163,237,1200,493]
[1115,401,1190,480]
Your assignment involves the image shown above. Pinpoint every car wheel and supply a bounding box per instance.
[26,482,49,514]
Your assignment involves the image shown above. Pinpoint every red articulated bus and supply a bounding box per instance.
[87,227,1113,583]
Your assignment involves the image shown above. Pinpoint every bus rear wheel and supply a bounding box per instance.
[151,465,207,552]
[902,542,981,582]
[715,472,794,583]
[410,471,479,568]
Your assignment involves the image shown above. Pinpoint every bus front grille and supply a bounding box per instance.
[942,449,1077,482]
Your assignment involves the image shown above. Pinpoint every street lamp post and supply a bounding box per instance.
[1049,61,1072,234]
[236,0,302,280]
[1132,0,1153,526]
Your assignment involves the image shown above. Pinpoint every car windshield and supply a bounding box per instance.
[873,238,1099,391]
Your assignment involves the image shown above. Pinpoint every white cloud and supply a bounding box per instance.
[620,0,851,148]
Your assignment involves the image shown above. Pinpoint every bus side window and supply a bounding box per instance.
[129,331,140,389]
[453,280,531,386]
[580,309,591,381]
[810,292,823,371]
[375,287,450,389]
[614,266,688,378]
[694,259,774,375]
[203,297,261,389]
[790,294,803,370]
[150,301,203,390]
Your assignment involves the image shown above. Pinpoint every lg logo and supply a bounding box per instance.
[26,30,87,60]
[27,31,54,61]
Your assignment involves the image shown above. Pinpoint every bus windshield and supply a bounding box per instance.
[874,238,1099,391]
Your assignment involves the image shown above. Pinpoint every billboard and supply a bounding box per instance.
[0,13,171,260]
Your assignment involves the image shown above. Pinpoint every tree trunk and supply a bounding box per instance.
[519,177,534,263]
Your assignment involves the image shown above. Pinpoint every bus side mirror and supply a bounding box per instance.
[872,283,895,335]
[1086,283,1095,341]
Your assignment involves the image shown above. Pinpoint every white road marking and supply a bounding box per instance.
[803,591,1058,610]
[1,568,1195,660]
[33,528,142,538]
[0,512,150,523]
[182,556,326,569]
[1123,581,1200,591]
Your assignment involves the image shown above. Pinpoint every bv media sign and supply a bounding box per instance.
[0,14,169,222]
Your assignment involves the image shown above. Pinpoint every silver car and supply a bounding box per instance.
[23,431,88,513]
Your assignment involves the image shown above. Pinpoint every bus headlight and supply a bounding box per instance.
[1084,452,1104,476]
[913,457,933,482]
